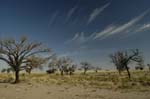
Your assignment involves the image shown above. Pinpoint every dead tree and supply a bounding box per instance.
[110,49,142,80]
[80,62,91,75]
[0,36,51,83]
[25,55,52,74]
[135,58,144,70]
[94,66,101,73]
[48,56,73,75]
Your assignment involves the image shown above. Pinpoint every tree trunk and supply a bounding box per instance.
[61,70,64,76]
[95,70,98,73]
[28,69,31,74]
[14,70,20,83]
[84,69,86,75]
[27,68,32,74]
[69,71,73,75]
[125,65,131,80]
[118,70,121,76]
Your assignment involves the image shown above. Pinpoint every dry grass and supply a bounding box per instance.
[0,70,150,91]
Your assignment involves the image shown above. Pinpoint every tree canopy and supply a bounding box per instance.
[0,36,51,83]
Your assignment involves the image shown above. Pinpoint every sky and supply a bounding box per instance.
[0,0,150,70]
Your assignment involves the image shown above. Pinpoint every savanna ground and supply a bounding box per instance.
[0,70,150,99]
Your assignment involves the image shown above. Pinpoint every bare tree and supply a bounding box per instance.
[110,51,125,75]
[110,49,142,80]
[94,66,101,73]
[68,64,76,75]
[25,55,51,74]
[135,58,144,70]
[57,57,73,75]
[0,36,51,83]
[47,56,58,74]
[147,64,150,71]
[80,62,91,75]
[48,56,75,75]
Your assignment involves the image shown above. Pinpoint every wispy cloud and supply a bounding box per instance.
[65,32,87,44]
[65,9,150,54]
[64,32,96,52]
[94,9,150,39]
[136,23,150,32]
[66,5,78,22]
[87,3,110,24]
[106,10,149,36]
[94,25,116,39]
[48,11,59,26]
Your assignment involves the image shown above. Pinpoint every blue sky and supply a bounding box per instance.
[0,0,150,69]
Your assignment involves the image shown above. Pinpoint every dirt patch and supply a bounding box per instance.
[0,83,150,99]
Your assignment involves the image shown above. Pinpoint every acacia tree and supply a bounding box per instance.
[110,52,126,75]
[25,55,51,74]
[47,56,58,74]
[56,57,73,75]
[0,36,51,83]
[48,56,74,75]
[110,49,142,80]
[68,64,76,75]
[94,66,101,73]
[80,62,91,74]
[135,58,144,70]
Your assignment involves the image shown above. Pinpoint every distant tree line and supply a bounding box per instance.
[46,57,101,75]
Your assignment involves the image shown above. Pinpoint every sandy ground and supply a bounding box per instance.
[0,83,150,99]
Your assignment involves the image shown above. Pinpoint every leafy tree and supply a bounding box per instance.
[80,62,91,74]
[0,36,51,83]
[110,49,142,80]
